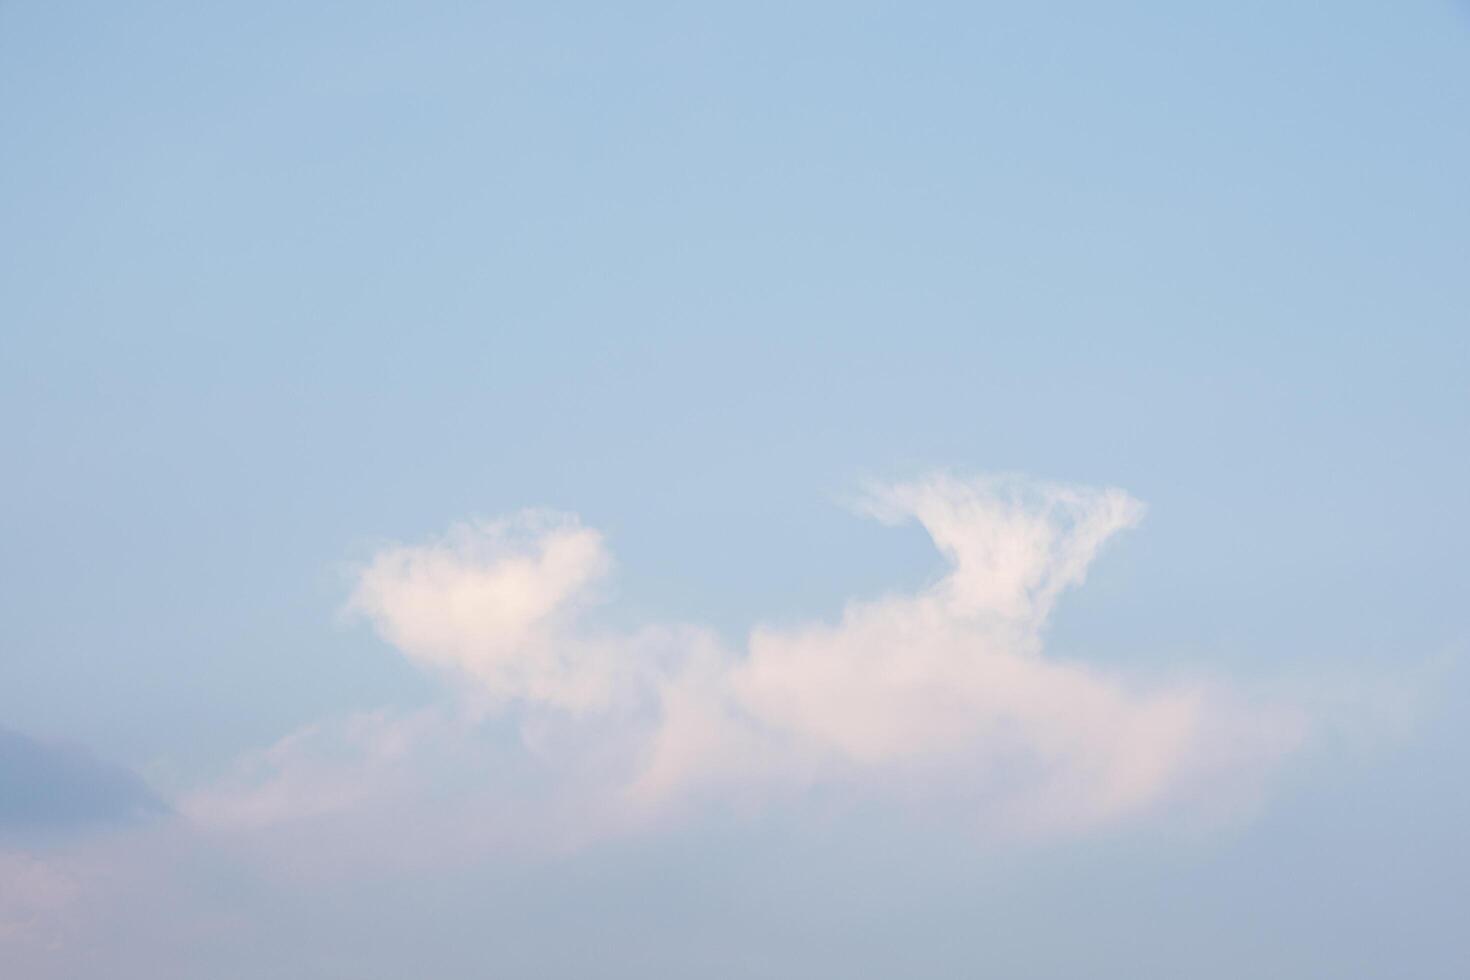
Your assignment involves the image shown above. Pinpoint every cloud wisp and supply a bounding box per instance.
[184,474,1306,860]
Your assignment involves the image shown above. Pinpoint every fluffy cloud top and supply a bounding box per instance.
[349,512,618,711]
[190,474,1304,854]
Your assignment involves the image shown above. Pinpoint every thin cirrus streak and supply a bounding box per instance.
[183,473,1307,859]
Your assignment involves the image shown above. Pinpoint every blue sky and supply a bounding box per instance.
[2,2,1468,977]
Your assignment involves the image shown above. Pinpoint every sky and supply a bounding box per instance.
[1,1,1468,976]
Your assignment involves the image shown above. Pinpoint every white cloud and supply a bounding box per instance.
[187,473,1308,854]
[347,511,620,712]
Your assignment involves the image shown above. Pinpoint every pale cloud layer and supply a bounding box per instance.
[183,474,1307,859]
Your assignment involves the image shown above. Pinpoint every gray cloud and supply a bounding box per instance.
[0,727,166,838]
